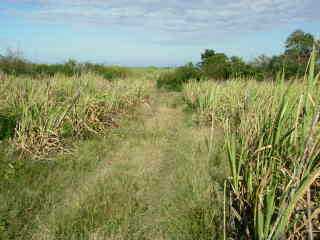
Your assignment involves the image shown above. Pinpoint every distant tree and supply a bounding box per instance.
[201,51,230,79]
[157,62,201,91]
[199,50,265,80]
[64,59,81,76]
[230,56,245,66]
[251,55,271,69]
[3,48,24,60]
[229,56,247,77]
[284,30,317,65]
[200,49,216,66]
[268,55,285,73]
[0,48,33,75]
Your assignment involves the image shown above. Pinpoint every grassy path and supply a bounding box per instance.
[1,90,225,240]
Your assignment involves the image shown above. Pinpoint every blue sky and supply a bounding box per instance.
[0,0,319,66]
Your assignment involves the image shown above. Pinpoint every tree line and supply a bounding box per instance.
[157,30,320,90]
[202,30,319,79]
[0,50,129,79]
[1,29,319,84]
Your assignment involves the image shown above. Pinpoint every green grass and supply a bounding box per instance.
[0,73,151,158]
[0,57,319,240]
[182,50,320,239]
[0,75,225,239]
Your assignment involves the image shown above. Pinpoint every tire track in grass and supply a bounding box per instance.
[32,91,218,240]
[31,92,181,239]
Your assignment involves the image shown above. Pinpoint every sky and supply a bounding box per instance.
[0,0,319,66]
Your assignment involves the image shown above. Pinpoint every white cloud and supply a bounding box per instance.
[2,0,319,43]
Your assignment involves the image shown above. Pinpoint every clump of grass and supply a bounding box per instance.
[0,73,150,158]
[183,79,279,127]
[223,48,320,239]
[182,47,320,239]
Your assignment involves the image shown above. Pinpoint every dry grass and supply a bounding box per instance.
[0,72,222,239]
[182,51,320,239]
[1,58,319,239]
[0,73,151,158]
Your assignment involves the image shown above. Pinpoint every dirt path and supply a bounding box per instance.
[32,91,216,240]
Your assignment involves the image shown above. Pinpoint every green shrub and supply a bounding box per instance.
[0,114,17,140]
[0,55,130,79]
[199,50,264,80]
[157,63,201,91]
[83,63,130,80]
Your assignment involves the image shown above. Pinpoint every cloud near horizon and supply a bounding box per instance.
[3,0,320,44]
[1,0,319,65]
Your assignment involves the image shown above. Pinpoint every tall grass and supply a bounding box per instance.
[0,55,131,79]
[0,73,150,158]
[0,74,221,239]
[223,48,319,239]
[183,49,320,239]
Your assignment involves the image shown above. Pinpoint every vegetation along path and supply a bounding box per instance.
[1,86,225,240]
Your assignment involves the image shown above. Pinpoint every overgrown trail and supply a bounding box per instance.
[30,89,223,240]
